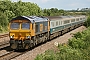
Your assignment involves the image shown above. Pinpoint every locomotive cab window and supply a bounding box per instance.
[22,23,30,29]
[10,23,20,29]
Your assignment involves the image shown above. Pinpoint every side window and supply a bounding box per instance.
[83,17,85,20]
[59,21,60,25]
[76,18,79,21]
[51,22,54,27]
[56,21,58,26]
[80,18,82,20]
[64,20,70,24]
[61,21,62,25]
[71,19,75,22]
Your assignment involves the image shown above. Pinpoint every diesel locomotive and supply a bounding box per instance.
[9,15,86,49]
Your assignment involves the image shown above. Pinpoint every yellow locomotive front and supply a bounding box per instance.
[9,16,35,49]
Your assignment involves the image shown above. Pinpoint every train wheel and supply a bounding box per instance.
[30,40,34,48]
[11,44,17,49]
[25,44,29,49]
[35,38,38,45]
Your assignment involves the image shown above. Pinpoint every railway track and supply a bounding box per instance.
[0,33,9,49]
[0,33,27,60]
[0,41,10,49]
[0,34,9,38]
[0,50,25,60]
[0,45,27,60]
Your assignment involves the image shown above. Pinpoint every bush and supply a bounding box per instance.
[69,38,85,49]
[58,45,84,60]
[85,15,90,27]
[35,50,56,60]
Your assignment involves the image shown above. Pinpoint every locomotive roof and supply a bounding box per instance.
[11,16,49,23]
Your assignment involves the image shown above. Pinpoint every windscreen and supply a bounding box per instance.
[10,23,20,29]
[22,23,30,29]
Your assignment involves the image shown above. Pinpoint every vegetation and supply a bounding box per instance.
[85,15,90,27]
[42,8,65,16]
[0,0,41,32]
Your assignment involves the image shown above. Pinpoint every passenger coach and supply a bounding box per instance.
[47,16,86,39]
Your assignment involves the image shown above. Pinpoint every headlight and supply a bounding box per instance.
[10,36,13,38]
[26,36,30,39]
[10,35,14,38]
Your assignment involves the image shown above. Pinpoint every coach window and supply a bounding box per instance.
[51,22,54,27]
[76,18,79,21]
[80,18,82,20]
[59,21,60,25]
[64,20,70,24]
[56,21,58,26]
[71,19,75,22]
[83,17,85,20]
[61,21,62,25]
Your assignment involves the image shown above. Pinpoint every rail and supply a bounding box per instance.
[0,50,27,60]
[0,33,9,49]
[0,33,9,38]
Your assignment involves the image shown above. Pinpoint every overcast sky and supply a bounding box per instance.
[12,0,90,10]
